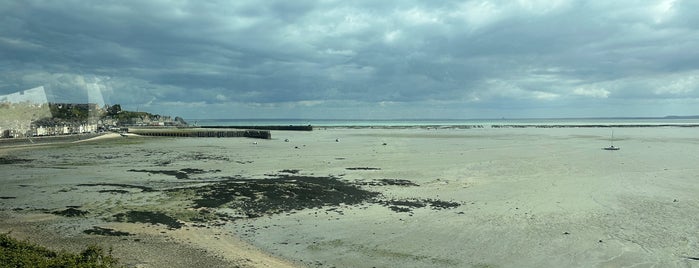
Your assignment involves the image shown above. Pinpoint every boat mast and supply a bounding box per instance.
[610,129,614,146]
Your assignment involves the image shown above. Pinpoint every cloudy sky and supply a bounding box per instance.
[2,0,698,119]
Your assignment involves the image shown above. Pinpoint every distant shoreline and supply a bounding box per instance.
[314,124,699,129]
[3,122,698,148]
[189,117,699,128]
[188,115,699,122]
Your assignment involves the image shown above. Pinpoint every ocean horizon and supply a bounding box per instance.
[187,117,699,127]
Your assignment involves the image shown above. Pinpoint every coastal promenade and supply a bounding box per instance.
[0,127,274,148]
[0,132,103,147]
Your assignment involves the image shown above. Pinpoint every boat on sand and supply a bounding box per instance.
[603,130,620,150]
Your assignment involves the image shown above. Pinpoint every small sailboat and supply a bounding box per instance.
[603,130,620,150]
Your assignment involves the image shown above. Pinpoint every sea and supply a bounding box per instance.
[187,118,699,128]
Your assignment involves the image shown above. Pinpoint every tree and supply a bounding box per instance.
[106,104,122,116]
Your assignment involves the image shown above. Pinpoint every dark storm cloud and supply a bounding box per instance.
[1,0,698,118]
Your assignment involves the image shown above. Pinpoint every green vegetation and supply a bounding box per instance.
[2,102,183,132]
[0,233,120,268]
[48,103,165,125]
[105,104,121,116]
[111,111,156,123]
[49,103,94,122]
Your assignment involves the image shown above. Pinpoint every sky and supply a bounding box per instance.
[1,0,699,119]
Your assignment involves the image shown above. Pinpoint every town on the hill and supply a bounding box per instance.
[1,102,187,139]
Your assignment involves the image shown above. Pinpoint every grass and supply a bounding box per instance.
[0,233,120,268]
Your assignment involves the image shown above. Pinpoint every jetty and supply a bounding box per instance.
[128,128,271,139]
[200,125,313,131]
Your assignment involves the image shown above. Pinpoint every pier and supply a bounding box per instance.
[128,128,271,139]
[200,125,313,131]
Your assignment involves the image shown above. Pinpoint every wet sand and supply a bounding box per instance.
[2,127,699,267]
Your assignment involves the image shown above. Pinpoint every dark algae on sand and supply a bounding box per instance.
[164,174,459,219]
[113,211,184,229]
[168,175,381,218]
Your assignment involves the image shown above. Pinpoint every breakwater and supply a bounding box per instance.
[128,128,271,139]
[200,125,313,131]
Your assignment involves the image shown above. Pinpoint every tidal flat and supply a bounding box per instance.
[2,127,699,267]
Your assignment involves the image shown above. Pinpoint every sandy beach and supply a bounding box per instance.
[2,127,699,267]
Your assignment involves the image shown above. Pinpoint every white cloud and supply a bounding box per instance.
[451,1,504,31]
[480,79,559,100]
[215,94,228,101]
[322,49,356,56]
[296,100,324,107]
[533,91,559,100]
[0,37,44,50]
[651,0,678,24]
[383,29,402,44]
[573,87,610,98]
[516,0,573,15]
[399,7,443,25]
[654,74,697,95]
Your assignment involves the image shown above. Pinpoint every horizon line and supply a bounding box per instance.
[185,115,699,121]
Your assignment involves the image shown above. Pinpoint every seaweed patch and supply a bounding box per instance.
[380,199,461,213]
[52,207,89,217]
[77,183,155,192]
[113,211,184,229]
[165,174,459,219]
[178,153,230,162]
[356,179,419,187]
[346,167,382,170]
[98,189,131,194]
[167,175,380,218]
[83,226,131,236]
[0,157,33,165]
[128,168,220,180]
